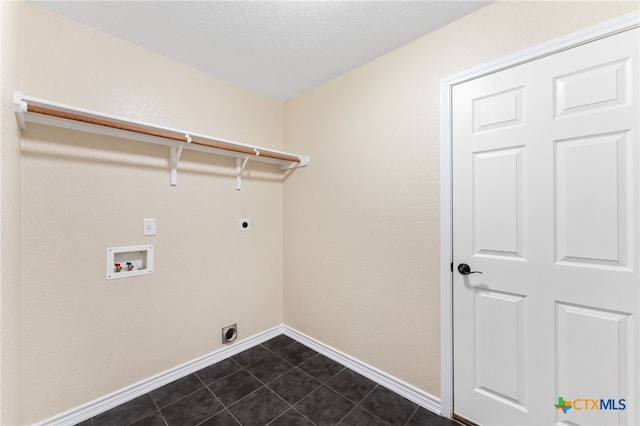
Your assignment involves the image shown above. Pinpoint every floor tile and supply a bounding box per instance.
[359,385,417,425]
[268,408,314,426]
[294,385,354,425]
[75,335,454,426]
[268,368,321,405]
[150,373,204,407]
[93,394,157,426]
[233,345,271,367]
[406,407,460,426]
[160,388,223,426]
[298,354,344,382]
[228,386,290,426]
[275,342,318,366]
[196,358,242,385]
[129,411,166,426]
[337,406,387,425]
[326,368,376,404]
[208,368,262,406]
[198,409,242,425]
[245,351,293,383]
[261,335,295,353]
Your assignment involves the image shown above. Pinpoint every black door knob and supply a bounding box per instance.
[458,263,483,275]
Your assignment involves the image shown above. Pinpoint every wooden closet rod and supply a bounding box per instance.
[26,104,302,164]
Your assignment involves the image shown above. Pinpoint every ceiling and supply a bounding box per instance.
[30,1,491,101]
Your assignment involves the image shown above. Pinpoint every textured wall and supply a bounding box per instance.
[283,1,639,399]
[1,1,23,424]
[18,4,285,424]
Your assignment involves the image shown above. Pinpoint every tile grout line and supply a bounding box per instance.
[222,350,308,422]
[224,375,268,411]
[334,404,359,425]
[239,347,320,424]
[403,405,421,426]
[146,392,169,426]
[202,385,237,425]
[239,340,329,425]
[262,347,342,418]
[266,406,317,426]
[243,344,296,383]
[151,379,207,410]
[253,339,388,426]
[349,384,393,425]
[261,367,321,400]
[108,393,162,426]
[152,372,231,425]
[201,357,244,384]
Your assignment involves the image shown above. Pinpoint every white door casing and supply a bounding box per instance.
[440,13,640,426]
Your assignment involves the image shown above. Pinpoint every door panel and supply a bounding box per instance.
[555,132,629,266]
[453,27,638,425]
[555,302,632,426]
[474,289,527,410]
[473,147,524,257]
[554,58,631,118]
[473,86,525,132]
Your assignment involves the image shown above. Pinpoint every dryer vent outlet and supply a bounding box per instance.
[221,324,237,344]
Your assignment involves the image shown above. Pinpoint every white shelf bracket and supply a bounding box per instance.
[236,154,252,190]
[170,134,192,186]
[14,92,27,130]
[282,155,310,170]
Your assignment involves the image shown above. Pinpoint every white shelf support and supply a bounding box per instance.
[236,155,252,191]
[14,93,310,189]
[14,92,27,129]
[282,155,310,170]
[170,134,192,186]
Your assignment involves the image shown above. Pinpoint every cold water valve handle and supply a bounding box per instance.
[458,263,483,275]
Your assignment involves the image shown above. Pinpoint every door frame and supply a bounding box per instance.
[439,11,640,419]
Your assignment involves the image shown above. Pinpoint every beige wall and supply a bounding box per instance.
[283,1,639,398]
[16,4,285,424]
[1,1,23,424]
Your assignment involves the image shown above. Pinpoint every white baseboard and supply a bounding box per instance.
[35,325,283,426]
[282,325,442,416]
[36,324,441,425]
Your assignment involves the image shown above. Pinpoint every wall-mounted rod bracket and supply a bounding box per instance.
[281,155,310,170]
[14,93,27,130]
[236,154,252,190]
[170,134,192,186]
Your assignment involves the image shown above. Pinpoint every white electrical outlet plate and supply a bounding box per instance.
[239,218,251,231]
[144,218,156,236]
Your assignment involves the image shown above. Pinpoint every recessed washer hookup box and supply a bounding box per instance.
[106,245,153,280]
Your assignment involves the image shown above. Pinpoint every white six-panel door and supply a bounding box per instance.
[452,27,639,425]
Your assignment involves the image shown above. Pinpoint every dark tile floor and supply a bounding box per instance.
[76,335,458,426]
